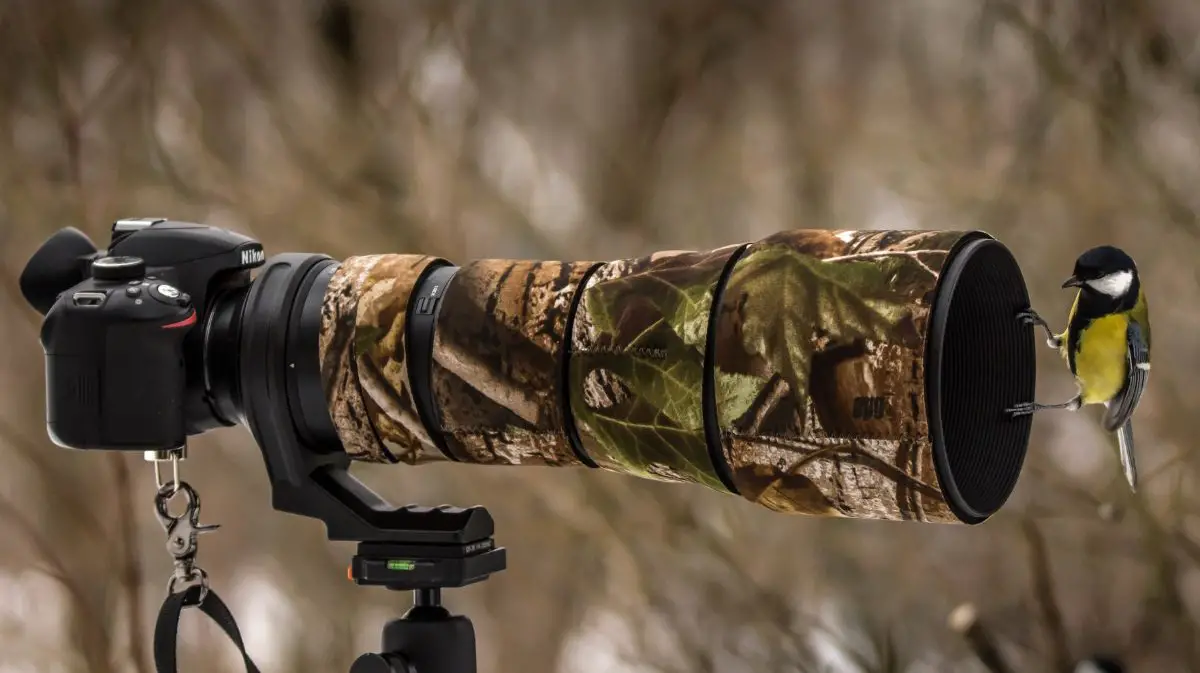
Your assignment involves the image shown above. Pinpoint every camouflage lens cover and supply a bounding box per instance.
[431,260,596,466]
[712,230,967,522]
[320,254,447,464]
[319,229,1019,524]
[569,246,742,492]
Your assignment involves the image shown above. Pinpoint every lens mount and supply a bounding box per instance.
[238,253,340,453]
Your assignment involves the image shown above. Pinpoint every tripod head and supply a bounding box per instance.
[20,220,504,673]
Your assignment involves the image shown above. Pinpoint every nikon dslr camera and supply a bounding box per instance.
[20,218,270,451]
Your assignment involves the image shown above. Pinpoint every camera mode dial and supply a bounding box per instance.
[92,255,146,282]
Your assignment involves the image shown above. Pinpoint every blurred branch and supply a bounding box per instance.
[963,0,1002,157]
[452,1,776,240]
[445,122,569,257]
[0,195,39,333]
[14,3,89,221]
[1122,476,1200,666]
[528,476,653,608]
[977,2,1059,229]
[0,267,39,334]
[645,488,892,671]
[316,0,362,102]
[1021,518,1073,673]
[75,1,170,128]
[186,0,419,252]
[0,491,113,673]
[988,0,1200,239]
[1141,449,1192,489]
[1118,450,1200,570]
[986,2,1080,95]
[0,414,102,532]
[139,61,240,208]
[187,0,559,255]
[948,603,1016,673]
[108,454,148,673]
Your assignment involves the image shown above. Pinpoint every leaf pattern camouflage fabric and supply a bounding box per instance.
[319,229,981,523]
[713,230,967,522]
[431,260,597,466]
[319,254,447,464]
[569,246,741,491]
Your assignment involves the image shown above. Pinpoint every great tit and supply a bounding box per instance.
[1006,245,1151,492]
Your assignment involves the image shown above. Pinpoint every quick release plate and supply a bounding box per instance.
[349,505,506,590]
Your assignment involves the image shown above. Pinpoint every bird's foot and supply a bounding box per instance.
[1006,397,1081,417]
[1016,308,1046,326]
[1006,402,1038,417]
[1016,308,1061,349]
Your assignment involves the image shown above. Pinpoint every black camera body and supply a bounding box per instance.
[21,218,268,450]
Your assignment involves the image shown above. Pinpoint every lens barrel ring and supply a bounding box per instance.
[239,253,339,454]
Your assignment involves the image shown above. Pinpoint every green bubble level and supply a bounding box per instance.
[387,560,416,571]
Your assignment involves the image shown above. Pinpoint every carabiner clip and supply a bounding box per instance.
[154,480,219,603]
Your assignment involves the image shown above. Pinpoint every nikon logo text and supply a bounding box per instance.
[240,247,265,266]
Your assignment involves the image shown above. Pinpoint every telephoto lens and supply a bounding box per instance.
[312,229,1036,525]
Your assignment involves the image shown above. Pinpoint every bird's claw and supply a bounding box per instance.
[1006,402,1037,417]
[1016,308,1061,348]
[1016,309,1045,327]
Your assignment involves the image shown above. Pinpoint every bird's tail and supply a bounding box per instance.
[1117,420,1137,492]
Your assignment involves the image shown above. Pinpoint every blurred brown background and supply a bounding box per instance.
[2,1,1199,671]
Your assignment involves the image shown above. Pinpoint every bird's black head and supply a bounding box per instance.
[1062,245,1139,305]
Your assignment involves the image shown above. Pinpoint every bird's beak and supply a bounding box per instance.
[1061,275,1082,289]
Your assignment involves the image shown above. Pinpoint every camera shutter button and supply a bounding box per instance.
[149,282,189,306]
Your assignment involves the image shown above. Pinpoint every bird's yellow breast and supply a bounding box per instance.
[1069,313,1130,405]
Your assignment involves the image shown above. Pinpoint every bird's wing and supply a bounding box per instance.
[1134,288,1151,351]
[1102,319,1150,433]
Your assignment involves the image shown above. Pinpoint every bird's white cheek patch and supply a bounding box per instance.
[1087,270,1134,297]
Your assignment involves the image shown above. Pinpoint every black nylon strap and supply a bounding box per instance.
[154,586,261,673]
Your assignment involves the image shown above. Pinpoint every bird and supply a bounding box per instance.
[1006,245,1151,492]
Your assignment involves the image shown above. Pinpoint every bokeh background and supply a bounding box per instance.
[2,1,1199,671]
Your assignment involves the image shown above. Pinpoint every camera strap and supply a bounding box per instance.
[154,586,261,673]
[150,460,261,673]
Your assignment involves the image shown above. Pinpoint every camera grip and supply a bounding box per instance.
[42,277,195,450]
